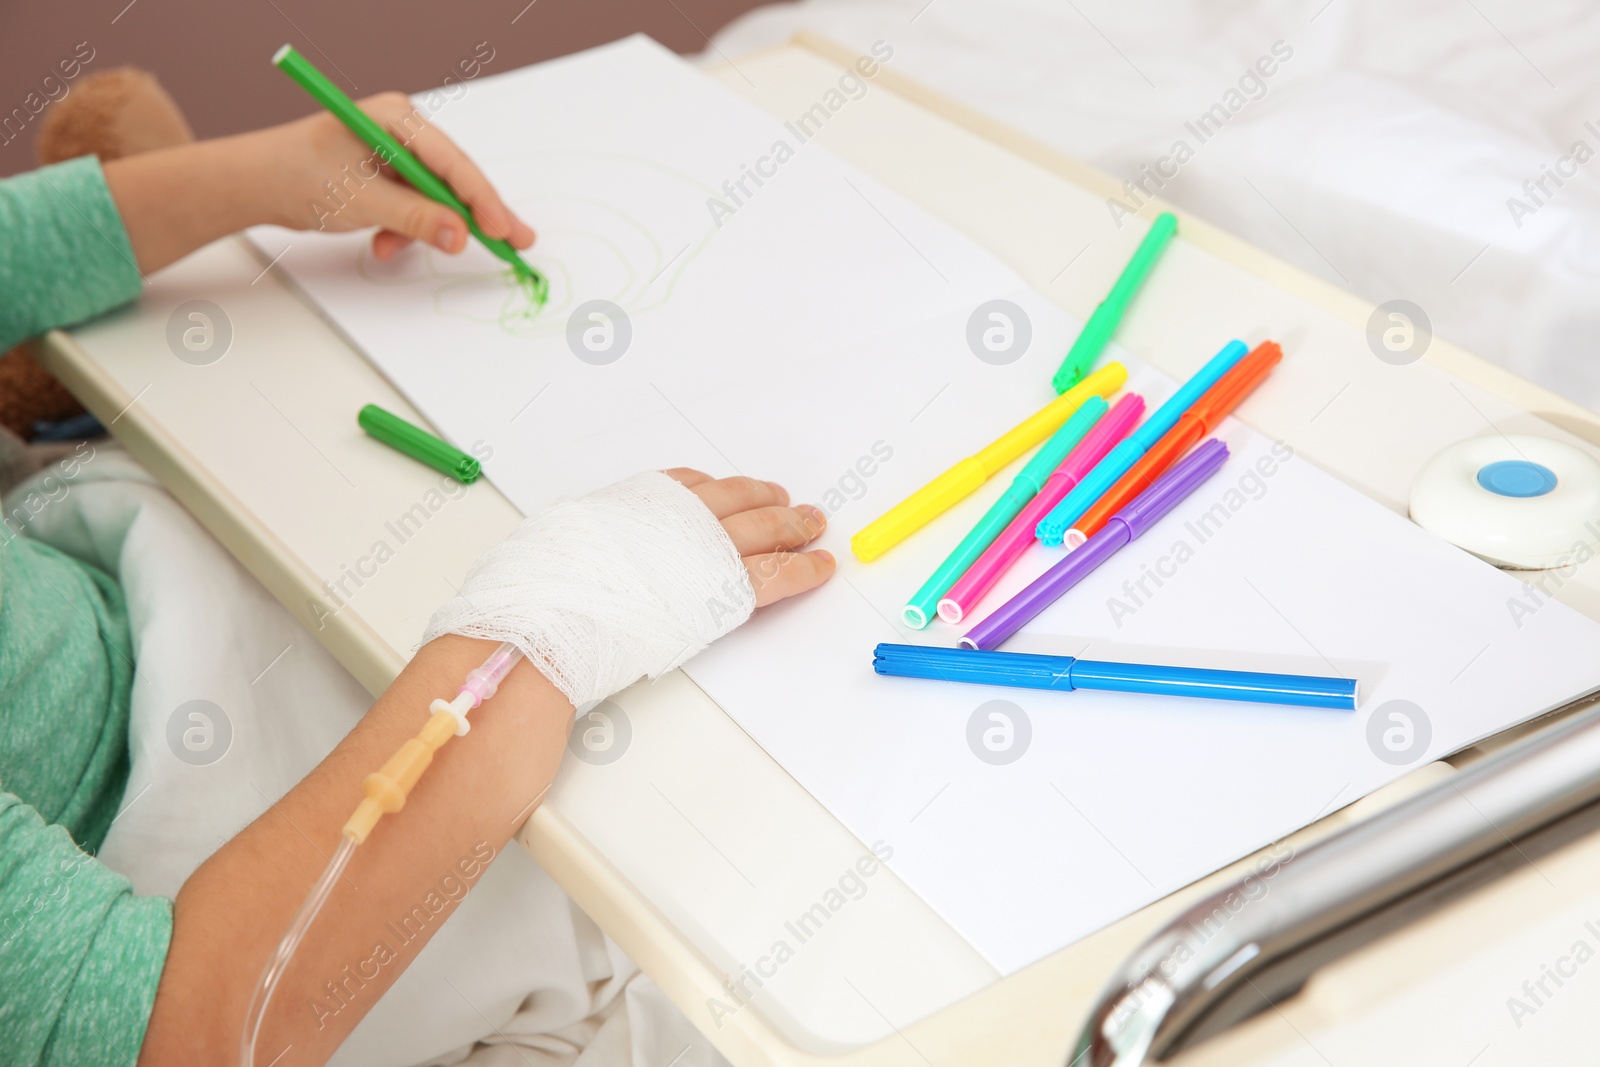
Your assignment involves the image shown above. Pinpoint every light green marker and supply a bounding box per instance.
[1051,211,1176,392]
[902,396,1109,629]
[272,44,548,306]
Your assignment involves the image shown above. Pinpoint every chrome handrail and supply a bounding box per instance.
[1069,688,1600,1066]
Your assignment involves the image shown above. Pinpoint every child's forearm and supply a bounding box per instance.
[137,468,832,1064]
[138,634,574,1066]
[103,133,279,274]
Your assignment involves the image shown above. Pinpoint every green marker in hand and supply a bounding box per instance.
[272,44,548,306]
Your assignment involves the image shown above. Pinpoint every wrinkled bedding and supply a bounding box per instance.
[710,0,1600,409]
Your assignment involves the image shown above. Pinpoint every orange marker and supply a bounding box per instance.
[1064,340,1282,547]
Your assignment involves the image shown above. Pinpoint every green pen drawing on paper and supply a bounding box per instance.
[353,152,719,337]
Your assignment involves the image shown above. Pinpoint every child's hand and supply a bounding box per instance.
[662,469,836,606]
[263,92,536,262]
[103,94,536,274]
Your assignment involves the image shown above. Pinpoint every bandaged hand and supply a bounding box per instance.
[423,468,834,708]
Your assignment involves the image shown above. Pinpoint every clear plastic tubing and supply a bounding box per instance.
[239,642,522,1066]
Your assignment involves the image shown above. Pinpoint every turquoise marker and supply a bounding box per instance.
[1036,340,1248,546]
[902,397,1109,628]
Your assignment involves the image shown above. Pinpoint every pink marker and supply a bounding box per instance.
[937,392,1145,623]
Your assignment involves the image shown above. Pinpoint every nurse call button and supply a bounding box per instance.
[1476,460,1557,499]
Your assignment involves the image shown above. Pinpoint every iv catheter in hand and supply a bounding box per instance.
[239,641,524,1067]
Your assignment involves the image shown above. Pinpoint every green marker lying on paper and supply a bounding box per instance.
[272,43,548,307]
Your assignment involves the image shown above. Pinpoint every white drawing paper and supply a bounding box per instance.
[252,36,1600,974]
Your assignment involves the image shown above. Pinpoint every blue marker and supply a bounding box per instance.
[1035,339,1248,545]
[872,644,1358,711]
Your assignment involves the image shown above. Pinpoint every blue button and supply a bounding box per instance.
[1477,460,1558,498]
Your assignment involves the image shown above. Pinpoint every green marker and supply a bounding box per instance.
[901,397,1108,629]
[1051,211,1177,393]
[272,44,548,306]
[358,403,481,483]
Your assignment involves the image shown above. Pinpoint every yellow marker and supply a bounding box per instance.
[850,362,1128,562]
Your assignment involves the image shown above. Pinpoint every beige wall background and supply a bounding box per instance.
[0,0,767,176]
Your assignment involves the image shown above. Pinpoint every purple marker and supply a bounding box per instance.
[961,438,1231,650]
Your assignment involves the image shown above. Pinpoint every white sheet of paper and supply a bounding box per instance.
[252,36,1600,975]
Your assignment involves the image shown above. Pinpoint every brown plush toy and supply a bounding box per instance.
[0,68,194,441]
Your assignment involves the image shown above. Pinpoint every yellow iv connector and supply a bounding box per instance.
[342,692,472,843]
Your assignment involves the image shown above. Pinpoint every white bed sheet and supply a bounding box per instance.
[709,0,1600,410]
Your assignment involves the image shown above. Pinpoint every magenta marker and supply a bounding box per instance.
[938,393,1146,624]
[961,438,1230,650]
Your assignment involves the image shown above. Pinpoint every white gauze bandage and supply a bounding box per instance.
[423,470,756,708]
